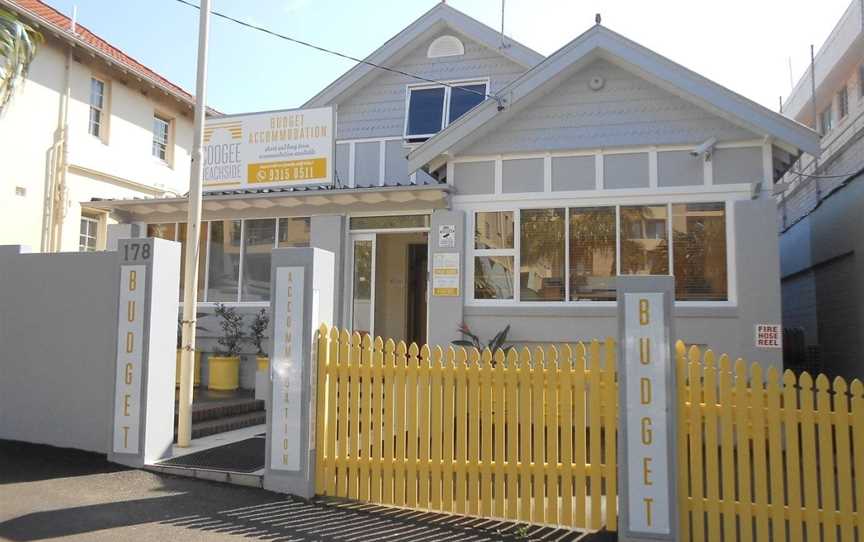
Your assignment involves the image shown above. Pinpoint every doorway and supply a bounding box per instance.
[349,231,428,344]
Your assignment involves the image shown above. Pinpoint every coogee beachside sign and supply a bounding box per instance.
[203,107,334,190]
[271,267,305,471]
[617,278,678,542]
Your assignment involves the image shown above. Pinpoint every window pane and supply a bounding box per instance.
[406,87,445,136]
[349,215,429,230]
[207,220,241,302]
[242,218,276,302]
[352,240,373,334]
[474,255,514,300]
[89,108,101,137]
[90,79,104,108]
[672,203,727,301]
[448,84,486,123]
[475,211,513,249]
[569,207,616,301]
[178,223,207,301]
[520,208,565,301]
[278,217,311,247]
[147,223,176,240]
[621,205,669,275]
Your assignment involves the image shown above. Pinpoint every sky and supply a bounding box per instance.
[43,0,852,115]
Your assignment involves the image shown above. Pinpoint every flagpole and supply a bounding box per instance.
[178,0,211,448]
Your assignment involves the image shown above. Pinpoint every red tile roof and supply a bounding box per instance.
[4,0,196,105]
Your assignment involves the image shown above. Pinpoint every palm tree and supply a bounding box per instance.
[0,8,42,115]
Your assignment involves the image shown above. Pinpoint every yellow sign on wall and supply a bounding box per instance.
[203,107,334,190]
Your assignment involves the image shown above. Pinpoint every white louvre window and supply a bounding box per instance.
[427,35,464,58]
[152,115,170,161]
[405,81,487,141]
[89,78,105,138]
[837,86,848,119]
[79,216,99,252]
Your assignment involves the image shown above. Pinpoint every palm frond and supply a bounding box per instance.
[0,9,43,115]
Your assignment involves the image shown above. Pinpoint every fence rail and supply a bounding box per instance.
[677,342,864,542]
[314,325,618,531]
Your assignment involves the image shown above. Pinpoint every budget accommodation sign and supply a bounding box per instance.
[203,107,334,190]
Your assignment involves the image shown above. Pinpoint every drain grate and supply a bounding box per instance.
[160,437,265,473]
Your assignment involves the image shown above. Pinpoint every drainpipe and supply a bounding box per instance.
[42,47,72,252]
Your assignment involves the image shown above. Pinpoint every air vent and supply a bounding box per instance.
[427,35,464,59]
[14,186,26,197]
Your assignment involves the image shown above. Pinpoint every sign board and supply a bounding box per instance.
[617,278,678,542]
[755,324,781,349]
[270,267,305,471]
[203,107,334,191]
[438,224,456,248]
[432,252,459,296]
[113,265,145,454]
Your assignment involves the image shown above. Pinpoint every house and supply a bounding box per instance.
[0,0,203,253]
[777,0,864,379]
[88,3,818,366]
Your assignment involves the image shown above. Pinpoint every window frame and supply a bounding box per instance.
[467,200,733,307]
[152,113,172,164]
[403,78,489,141]
[79,214,100,252]
[88,76,108,140]
[149,216,311,306]
[837,85,849,120]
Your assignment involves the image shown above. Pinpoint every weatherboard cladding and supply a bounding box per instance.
[462,59,758,156]
[335,30,528,141]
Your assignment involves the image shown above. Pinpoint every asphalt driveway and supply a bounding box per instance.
[0,440,615,541]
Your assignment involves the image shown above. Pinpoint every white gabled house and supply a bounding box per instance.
[90,3,818,366]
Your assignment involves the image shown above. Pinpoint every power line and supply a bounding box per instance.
[173,0,498,104]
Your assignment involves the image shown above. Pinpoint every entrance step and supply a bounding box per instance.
[175,411,266,441]
[146,463,263,489]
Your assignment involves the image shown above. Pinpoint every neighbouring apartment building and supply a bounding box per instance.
[0,0,200,253]
[778,0,864,380]
[88,3,818,366]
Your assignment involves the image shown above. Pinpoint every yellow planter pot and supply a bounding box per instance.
[175,350,202,387]
[208,355,240,391]
[256,356,269,372]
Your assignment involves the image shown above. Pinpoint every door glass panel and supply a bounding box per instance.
[352,239,374,336]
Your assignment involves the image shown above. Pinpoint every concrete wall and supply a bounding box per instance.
[0,35,193,252]
[0,239,179,457]
[463,59,757,155]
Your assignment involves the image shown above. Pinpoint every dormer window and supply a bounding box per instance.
[404,80,487,142]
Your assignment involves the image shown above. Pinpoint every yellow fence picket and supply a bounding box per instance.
[493,349,507,519]
[429,346,443,511]
[467,348,481,517]
[602,338,617,532]
[573,343,587,528]
[358,334,373,502]
[454,347,468,515]
[382,339,395,505]
[815,374,837,542]
[505,348,520,521]
[587,341,602,530]
[405,342,419,508]
[702,350,720,540]
[765,368,785,542]
[799,372,820,542]
[675,341,691,541]
[781,370,802,542]
[688,346,705,542]
[393,341,407,507]
[545,346,560,525]
[518,347,532,523]
[442,347,456,513]
[370,336,384,503]
[480,349,493,519]
[833,377,853,542]
[851,380,864,539]
[418,344,431,510]
[717,355,735,542]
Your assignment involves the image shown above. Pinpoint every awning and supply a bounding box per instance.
[86,182,451,223]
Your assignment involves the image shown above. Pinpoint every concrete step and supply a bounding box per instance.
[175,398,265,424]
[145,463,263,488]
[174,411,267,441]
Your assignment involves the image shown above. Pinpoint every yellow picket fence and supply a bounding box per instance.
[677,342,864,542]
[313,325,619,531]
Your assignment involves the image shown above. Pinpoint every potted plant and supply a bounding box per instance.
[176,312,207,387]
[248,308,270,372]
[209,304,245,391]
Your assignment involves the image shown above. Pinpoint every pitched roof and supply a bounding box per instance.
[408,24,821,172]
[303,2,544,108]
[2,0,198,107]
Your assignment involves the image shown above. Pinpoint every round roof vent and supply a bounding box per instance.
[428,35,465,59]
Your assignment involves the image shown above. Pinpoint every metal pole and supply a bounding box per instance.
[178,0,211,448]
[809,44,821,201]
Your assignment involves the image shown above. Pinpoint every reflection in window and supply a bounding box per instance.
[278,217,311,247]
[352,240,373,334]
[672,203,727,301]
[349,215,429,230]
[569,207,616,300]
[406,87,445,137]
[475,256,514,300]
[621,205,668,276]
[207,220,241,302]
[178,223,207,301]
[242,219,276,302]
[475,211,513,249]
[520,208,565,301]
[448,84,486,123]
[147,223,175,241]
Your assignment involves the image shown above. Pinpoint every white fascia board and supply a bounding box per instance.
[409,25,821,172]
[303,3,543,108]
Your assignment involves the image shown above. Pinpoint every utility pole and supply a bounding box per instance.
[178,0,211,448]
